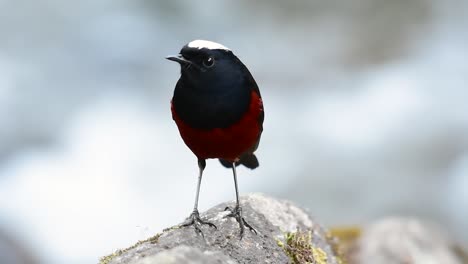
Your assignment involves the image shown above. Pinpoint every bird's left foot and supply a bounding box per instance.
[224,205,257,238]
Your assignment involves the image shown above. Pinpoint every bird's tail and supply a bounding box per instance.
[219,154,259,169]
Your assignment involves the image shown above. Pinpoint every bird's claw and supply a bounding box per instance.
[224,206,257,238]
[180,210,217,237]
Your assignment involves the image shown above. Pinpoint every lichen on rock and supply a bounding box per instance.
[276,230,330,264]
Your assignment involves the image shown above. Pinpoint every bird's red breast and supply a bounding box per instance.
[171,90,263,162]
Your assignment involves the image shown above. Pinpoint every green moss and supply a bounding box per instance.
[99,251,122,264]
[328,226,361,244]
[327,226,362,264]
[277,230,329,264]
[98,233,161,264]
[325,233,345,264]
[311,247,328,264]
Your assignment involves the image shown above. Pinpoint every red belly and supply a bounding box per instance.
[171,91,263,161]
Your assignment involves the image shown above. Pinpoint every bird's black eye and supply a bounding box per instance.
[202,57,215,68]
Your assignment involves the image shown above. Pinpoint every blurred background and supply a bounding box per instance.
[0,0,467,263]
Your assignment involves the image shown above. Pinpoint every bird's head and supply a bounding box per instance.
[166,40,246,90]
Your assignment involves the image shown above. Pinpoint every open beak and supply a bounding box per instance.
[166,55,191,65]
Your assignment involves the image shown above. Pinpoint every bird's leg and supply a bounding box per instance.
[180,159,217,237]
[224,162,257,238]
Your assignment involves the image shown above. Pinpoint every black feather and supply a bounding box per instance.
[219,154,259,169]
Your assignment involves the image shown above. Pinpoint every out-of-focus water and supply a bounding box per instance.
[0,0,467,263]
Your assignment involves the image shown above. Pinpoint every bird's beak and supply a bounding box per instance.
[166,55,191,65]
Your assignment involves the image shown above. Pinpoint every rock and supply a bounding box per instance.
[349,217,467,264]
[128,246,237,264]
[100,193,342,264]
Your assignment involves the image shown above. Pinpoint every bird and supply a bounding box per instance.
[166,40,264,238]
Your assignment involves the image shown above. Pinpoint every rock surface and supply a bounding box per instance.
[100,193,341,264]
[349,218,468,264]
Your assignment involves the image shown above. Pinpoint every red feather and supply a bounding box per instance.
[171,90,263,162]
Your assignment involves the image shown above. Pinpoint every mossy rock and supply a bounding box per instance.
[99,193,342,264]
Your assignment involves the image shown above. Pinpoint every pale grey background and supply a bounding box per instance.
[0,0,467,263]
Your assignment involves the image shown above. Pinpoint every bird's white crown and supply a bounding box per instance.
[187,40,231,51]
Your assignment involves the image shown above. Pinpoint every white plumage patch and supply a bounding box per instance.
[187,40,231,51]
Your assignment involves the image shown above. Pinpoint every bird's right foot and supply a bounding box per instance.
[179,210,217,237]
